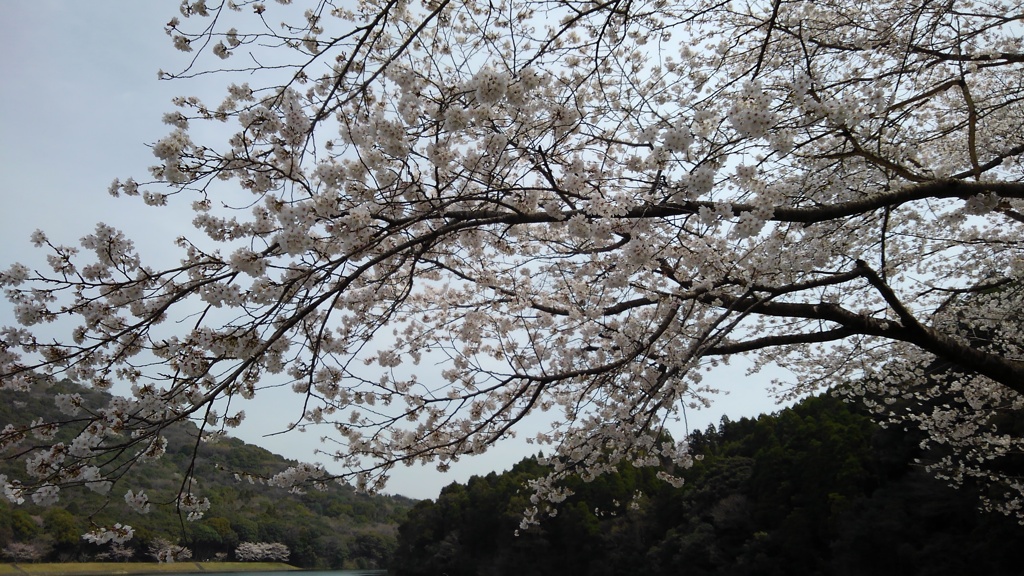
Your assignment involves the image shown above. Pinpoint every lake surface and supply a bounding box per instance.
[198,565,385,569]
[199,572,385,576]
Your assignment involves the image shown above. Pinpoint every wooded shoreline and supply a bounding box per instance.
[0,562,299,575]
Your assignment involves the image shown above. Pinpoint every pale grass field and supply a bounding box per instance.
[0,562,298,575]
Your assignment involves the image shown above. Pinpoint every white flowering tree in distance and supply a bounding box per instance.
[2,0,1024,536]
[234,541,290,562]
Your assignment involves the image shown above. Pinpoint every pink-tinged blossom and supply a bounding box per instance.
[2,476,25,505]
[54,393,83,416]
[124,489,151,514]
[178,492,210,521]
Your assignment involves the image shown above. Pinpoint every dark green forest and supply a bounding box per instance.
[0,380,413,569]
[392,393,1024,576]
[7,380,1024,574]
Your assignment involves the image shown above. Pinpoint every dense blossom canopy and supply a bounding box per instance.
[2,0,1024,533]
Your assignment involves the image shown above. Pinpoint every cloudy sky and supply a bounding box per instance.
[0,1,786,500]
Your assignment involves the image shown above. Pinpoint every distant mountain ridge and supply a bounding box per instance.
[0,379,414,570]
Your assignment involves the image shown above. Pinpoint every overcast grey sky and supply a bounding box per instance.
[0,1,787,500]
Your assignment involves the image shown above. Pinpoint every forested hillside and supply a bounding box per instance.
[0,380,413,569]
[393,394,1024,576]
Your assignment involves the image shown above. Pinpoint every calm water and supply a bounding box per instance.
[193,565,382,569]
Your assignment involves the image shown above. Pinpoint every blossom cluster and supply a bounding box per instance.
[178,492,211,521]
[728,80,776,138]
[662,123,694,153]
[267,462,329,493]
[82,524,135,545]
[124,489,151,514]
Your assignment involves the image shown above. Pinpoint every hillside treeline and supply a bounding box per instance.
[392,394,1024,576]
[0,380,413,570]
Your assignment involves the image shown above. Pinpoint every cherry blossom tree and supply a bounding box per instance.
[2,541,48,563]
[94,542,137,562]
[234,541,290,562]
[147,538,193,563]
[2,0,1023,531]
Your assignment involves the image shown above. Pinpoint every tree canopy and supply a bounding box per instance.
[2,0,1023,532]
[392,394,1024,576]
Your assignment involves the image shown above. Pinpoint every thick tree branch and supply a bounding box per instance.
[444,180,1024,225]
[708,280,1024,396]
[705,327,858,355]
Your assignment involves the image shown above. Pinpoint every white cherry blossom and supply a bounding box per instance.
[1,0,1024,533]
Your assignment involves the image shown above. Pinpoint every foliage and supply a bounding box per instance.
[0,381,413,569]
[1,0,1024,530]
[393,393,1024,576]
